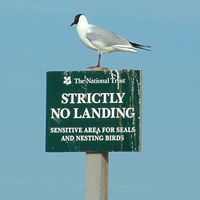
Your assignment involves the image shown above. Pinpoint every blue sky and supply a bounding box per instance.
[0,0,200,199]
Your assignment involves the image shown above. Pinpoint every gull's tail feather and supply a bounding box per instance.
[129,41,151,51]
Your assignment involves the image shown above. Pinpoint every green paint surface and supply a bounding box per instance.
[46,70,141,152]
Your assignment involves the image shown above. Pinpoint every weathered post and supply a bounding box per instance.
[86,152,108,200]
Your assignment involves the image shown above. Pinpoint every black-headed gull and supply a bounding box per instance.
[71,14,150,67]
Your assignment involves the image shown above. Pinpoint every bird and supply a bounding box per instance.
[70,14,150,67]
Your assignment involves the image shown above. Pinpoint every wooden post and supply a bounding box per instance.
[86,66,109,200]
[85,152,108,200]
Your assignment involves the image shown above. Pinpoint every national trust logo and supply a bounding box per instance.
[63,76,72,85]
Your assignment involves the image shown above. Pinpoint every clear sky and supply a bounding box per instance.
[0,0,200,199]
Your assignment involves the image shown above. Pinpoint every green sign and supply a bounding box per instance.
[46,70,141,152]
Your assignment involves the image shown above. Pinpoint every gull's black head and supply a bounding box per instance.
[70,14,83,26]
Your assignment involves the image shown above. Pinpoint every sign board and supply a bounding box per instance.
[46,70,142,152]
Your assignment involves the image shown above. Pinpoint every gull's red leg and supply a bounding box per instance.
[97,53,101,67]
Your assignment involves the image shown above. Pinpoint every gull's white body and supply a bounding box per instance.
[71,14,150,67]
[75,15,137,54]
